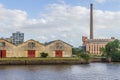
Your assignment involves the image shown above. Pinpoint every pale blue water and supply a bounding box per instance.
[0,63,120,80]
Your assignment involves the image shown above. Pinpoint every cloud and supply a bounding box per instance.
[0,4,27,31]
[38,36,47,40]
[95,0,107,3]
[0,3,120,47]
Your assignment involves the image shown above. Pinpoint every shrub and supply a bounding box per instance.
[111,52,120,62]
[80,53,90,63]
[40,52,48,58]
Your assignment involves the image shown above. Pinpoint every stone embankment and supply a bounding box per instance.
[90,58,107,62]
[0,58,108,65]
[0,60,83,65]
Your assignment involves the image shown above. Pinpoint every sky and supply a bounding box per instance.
[0,0,120,47]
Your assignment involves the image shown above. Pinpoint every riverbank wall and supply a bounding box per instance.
[0,58,108,65]
[0,60,83,65]
[90,58,107,62]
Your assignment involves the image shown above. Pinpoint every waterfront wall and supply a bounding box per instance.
[0,60,82,65]
[90,58,107,62]
[0,58,108,65]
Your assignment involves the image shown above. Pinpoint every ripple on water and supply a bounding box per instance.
[0,63,119,80]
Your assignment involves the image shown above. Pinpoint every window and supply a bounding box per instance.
[0,42,5,47]
[56,42,63,50]
[28,42,35,47]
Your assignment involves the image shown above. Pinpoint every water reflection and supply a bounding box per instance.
[0,63,120,80]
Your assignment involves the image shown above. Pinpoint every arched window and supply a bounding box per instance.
[56,42,63,50]
[28,42,35,47]
[0,42,5,47]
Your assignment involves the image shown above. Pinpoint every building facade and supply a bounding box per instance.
[0,39,72,58]
[12,31,24,45]
[16,39,45,58]
[82,36,115,55]
[45,40,73,57]
[81,4,115,55]
[0,39,16,58]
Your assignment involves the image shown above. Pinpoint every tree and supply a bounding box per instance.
[72,47,90,63]
[72,48,84,57]
[105,39,120,57]
[80,53,90,63]
[100,47,107,57]
[40,52,48,58]
[101,39,120,61]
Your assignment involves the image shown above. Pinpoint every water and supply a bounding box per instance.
[0,63,120,80]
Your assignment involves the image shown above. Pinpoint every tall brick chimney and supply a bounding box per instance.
[90,3,93,39]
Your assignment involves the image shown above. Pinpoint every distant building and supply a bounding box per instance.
[82,36,115,55]
[11,31,24,45]
[82,4,115,55]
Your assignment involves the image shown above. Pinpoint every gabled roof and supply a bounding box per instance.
[45,39,73,47]
[0,38,16,47]
[17,39,45,47]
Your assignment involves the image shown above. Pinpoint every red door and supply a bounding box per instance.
[0,50,6,58]
[2,50,6,58]
[0,51,2,58]
[28,50,35,58]
[56,50,62,57]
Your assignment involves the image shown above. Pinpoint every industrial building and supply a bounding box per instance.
[82,4,115,55]
[0,39,72,58]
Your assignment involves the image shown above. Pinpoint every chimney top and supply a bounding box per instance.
[90,3,93,6]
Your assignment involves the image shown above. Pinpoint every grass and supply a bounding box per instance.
[0,57,80,61]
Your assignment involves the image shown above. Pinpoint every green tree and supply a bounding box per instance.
[100,47,107,57]
[105,39,120,57]
[72,48,90,63]
[72,48,84,57]
[80,53,90,63]
[101,39,120,61]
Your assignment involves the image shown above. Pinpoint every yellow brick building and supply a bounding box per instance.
[0,39,72,58]
[16,39,45,58]
[0,39,16,58]
[45,40,73,57]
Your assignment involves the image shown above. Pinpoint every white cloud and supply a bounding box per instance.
[38,36,47,40]
[51,35,56,38]
[0,3,120,47]
[61,34,67,38]
[0,5,27,31]
[95,0,107,3]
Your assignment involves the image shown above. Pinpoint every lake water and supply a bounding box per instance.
[0,63,120,80]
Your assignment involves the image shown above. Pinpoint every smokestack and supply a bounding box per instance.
[90,3,93,39]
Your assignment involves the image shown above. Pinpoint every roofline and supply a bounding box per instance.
[17,39,45,47]
[0,38,16,47]
[45,39,73,47]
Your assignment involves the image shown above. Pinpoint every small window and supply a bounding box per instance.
[28,42,35,47]
[56,42,63,50]
[0,42,6,47]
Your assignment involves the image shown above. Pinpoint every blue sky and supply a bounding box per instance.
[0,0,120,47]
[1,0,120,17]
